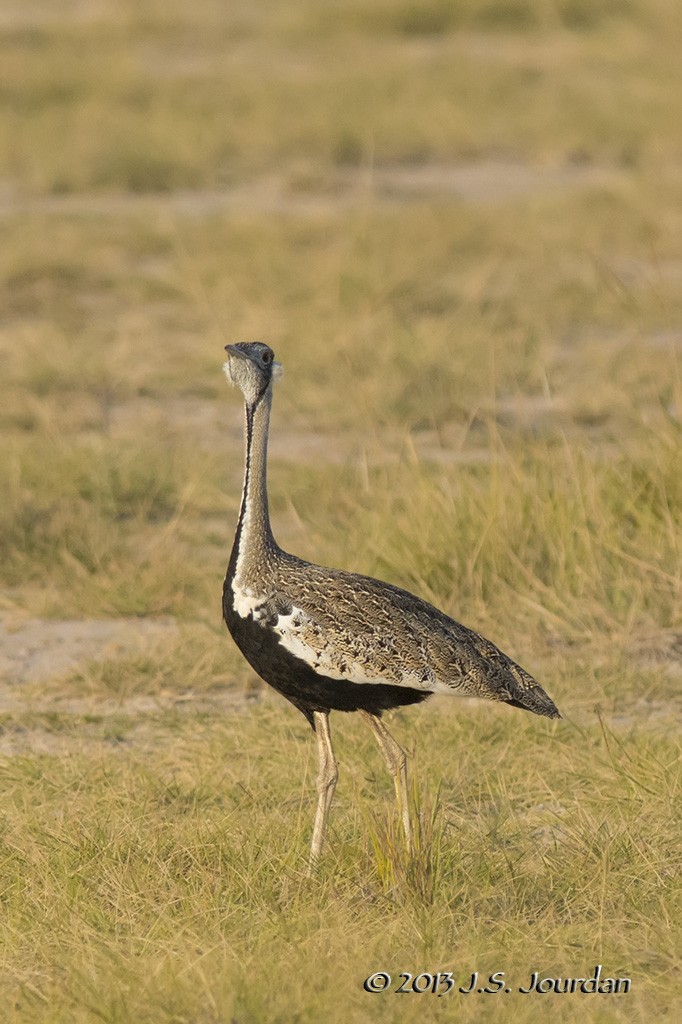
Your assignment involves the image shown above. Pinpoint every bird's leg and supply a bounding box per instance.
[360,711,412,851]
[309,711,338,868]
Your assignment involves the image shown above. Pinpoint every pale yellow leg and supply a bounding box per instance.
[360,711,412,850]
[309,711,338,867]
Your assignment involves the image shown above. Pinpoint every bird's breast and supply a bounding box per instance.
[230,579,267,621]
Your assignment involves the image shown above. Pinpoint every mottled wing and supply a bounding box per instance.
[266,558,560,717]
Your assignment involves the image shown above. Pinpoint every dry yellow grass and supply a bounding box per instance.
[0,1,681,1021]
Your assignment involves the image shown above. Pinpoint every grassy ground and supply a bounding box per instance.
[1,1,681,1021]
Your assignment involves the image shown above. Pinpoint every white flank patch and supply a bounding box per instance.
[273,607,451,693]
[271,608,348,674]
[231,582,265,620]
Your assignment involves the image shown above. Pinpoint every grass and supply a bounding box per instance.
[0,0,681,1020]
[1,707,679,1021]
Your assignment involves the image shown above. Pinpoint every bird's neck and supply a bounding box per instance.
[231,389,277,581]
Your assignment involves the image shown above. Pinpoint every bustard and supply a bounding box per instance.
[223,342,560,865]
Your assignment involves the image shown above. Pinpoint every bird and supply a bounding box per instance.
[222,342,561,866]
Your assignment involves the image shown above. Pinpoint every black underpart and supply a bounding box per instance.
[223,593,431,728]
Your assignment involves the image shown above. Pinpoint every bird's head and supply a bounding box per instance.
[223,342,283,407]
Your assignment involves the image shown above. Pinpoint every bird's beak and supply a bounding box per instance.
[223,344,245,386]
[225,344,248,360]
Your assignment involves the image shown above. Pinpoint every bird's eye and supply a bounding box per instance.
[262,351,273,365]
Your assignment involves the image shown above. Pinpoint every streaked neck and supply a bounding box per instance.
[233,389,276,575]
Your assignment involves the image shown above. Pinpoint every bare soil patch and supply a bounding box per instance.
[0,615,177,692]
[0,160,624,220]
[0,614,252,756]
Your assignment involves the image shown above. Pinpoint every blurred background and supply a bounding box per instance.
[2,0,681,621]
[1,2,681,1020]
